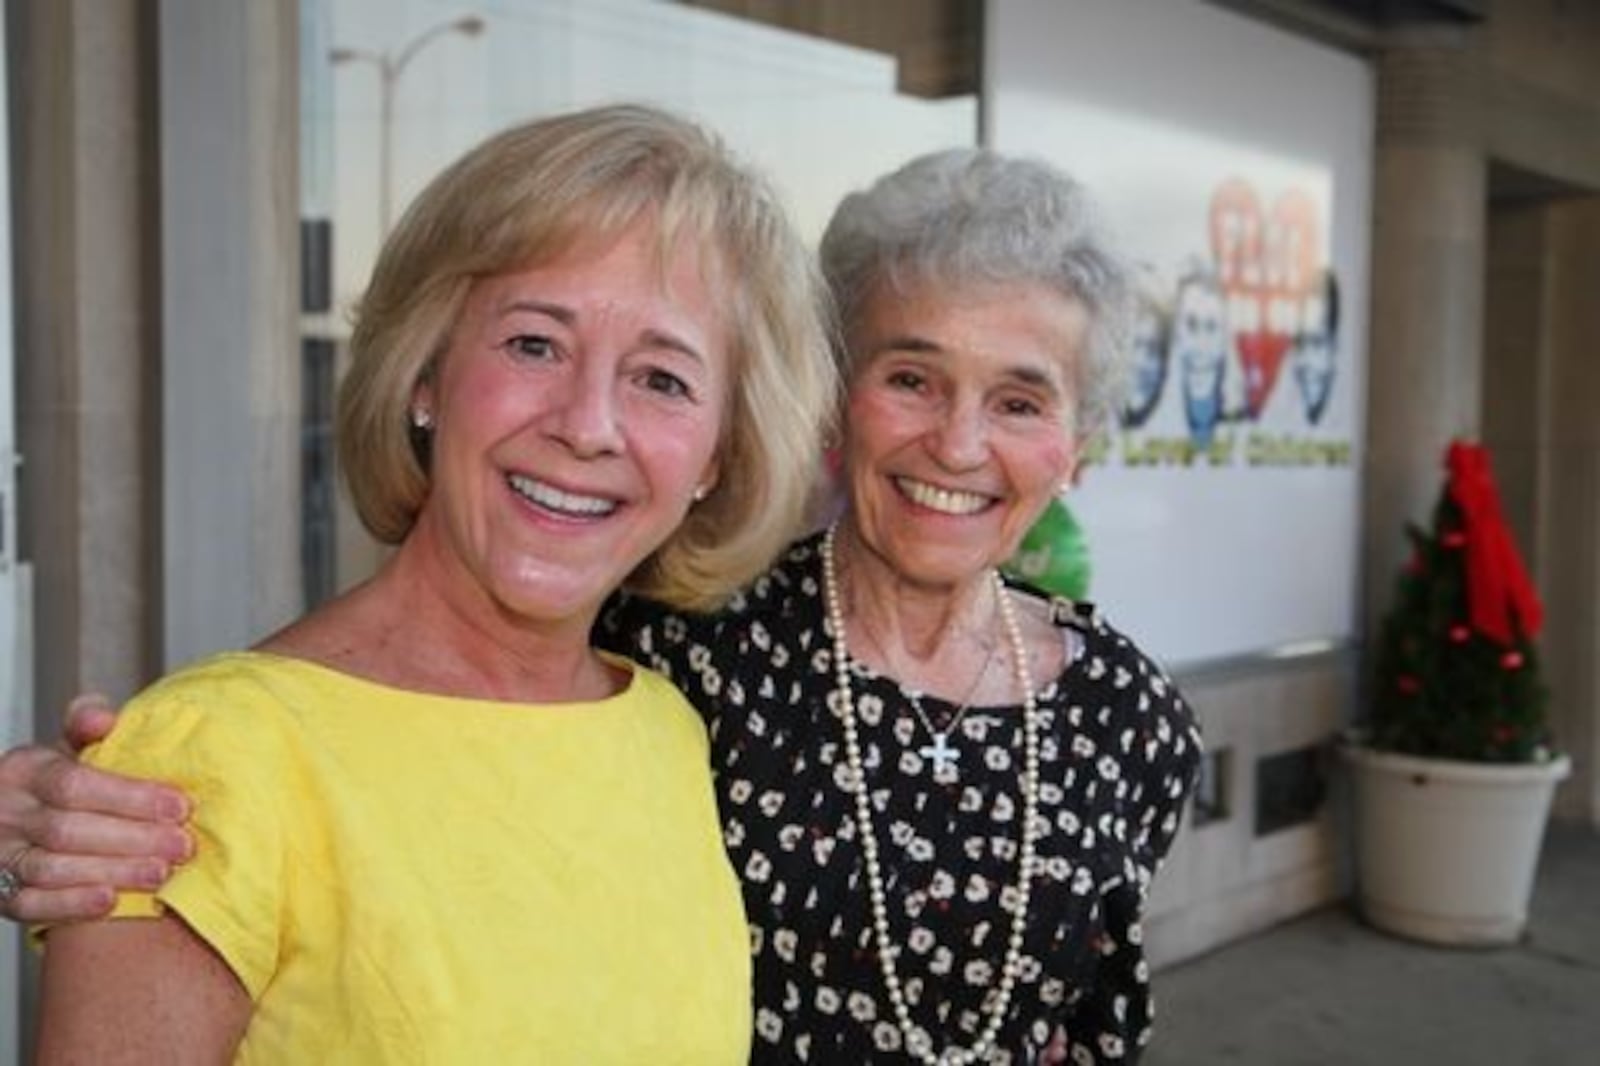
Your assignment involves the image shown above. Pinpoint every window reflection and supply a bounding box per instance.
[298,0,980,597]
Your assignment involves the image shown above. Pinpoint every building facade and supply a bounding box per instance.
[6,0,1600,1058]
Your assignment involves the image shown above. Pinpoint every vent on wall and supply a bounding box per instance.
[1255,745,1329,836]
[1193,747,1233,828]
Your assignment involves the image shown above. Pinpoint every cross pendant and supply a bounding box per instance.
[919,733,961,777]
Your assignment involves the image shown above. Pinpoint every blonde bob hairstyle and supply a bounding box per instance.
[338,104,837,611]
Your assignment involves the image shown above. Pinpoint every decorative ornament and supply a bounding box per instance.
[901,647,993,783]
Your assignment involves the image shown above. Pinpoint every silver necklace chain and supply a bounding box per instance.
[821,524,1041,1066]
[862,625,996,783]
[905,672,984,781]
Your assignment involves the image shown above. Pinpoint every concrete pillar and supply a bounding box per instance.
[14,0,302,696]
[1362,37,1488,637]
[10,3,161,1055]
[158,0,301,667]
[12,0,160,719]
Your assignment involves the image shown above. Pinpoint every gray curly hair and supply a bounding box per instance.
[819,148,1134,436]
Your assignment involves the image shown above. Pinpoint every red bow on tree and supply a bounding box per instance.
[1445,440,1543,645]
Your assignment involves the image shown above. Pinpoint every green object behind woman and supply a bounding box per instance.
[1004,496,1092,601]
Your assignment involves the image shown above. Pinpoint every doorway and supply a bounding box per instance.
[1482,160,1600,824]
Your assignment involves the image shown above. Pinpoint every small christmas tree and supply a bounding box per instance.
[1369,441,1550,763]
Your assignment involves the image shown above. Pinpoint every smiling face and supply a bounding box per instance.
[841,278,1087,590]
[409,222,729,632]
[1173,276,1228,442]
[1293,289,1337,423]
[1123,300,1169,427]
[1174,276,1227,379]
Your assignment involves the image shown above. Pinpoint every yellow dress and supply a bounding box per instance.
[83,651,750,1064]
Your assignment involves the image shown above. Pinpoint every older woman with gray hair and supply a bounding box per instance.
[2,146,1199,1065]
[606,146,1201,1063]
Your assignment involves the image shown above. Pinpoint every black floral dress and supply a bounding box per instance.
[599,533,1201,1064]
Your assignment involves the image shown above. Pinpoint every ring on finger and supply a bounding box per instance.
[0,845,34,904]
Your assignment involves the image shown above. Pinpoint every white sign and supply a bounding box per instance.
[987,0,1374,666]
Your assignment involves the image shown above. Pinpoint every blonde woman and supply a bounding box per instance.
[28,104,834,1064]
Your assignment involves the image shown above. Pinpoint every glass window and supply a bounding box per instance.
[298,0,980,599]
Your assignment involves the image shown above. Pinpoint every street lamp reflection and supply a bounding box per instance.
[330,14,486,235]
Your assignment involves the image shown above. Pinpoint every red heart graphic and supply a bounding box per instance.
[1208,180,1321,419]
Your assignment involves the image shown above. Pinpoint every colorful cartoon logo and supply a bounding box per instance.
[1121,282,1171,430]
[1115,177,1343,457]
[1171,268,1228,448]
[1208,178,1321,422]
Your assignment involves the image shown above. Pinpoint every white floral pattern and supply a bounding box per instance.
[600,534,1201,1064]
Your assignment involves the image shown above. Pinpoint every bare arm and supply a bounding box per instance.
[36,914,252,1065]
[0,697,193,923]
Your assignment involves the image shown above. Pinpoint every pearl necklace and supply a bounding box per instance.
[821,524,1041,1066]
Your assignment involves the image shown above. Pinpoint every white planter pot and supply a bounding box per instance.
[1344,745,1570,947]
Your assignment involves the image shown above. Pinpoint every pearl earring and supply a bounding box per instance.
[692,484,710,502]
[411,407,433,430]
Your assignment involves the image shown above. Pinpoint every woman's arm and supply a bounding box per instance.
[0,697,192,923]
[36,914,251,1064]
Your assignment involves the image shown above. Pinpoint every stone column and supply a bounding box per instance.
[12,0,160,717]
[10,2,161,1053]
[1362,34,1488,639]
[158,0,301,667]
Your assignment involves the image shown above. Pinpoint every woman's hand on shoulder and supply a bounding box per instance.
[0,694,193,923]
